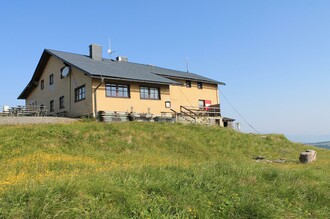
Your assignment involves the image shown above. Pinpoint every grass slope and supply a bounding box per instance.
[0,122,329,218]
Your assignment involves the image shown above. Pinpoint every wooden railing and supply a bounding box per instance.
[180,106,197,120]
[0,105,48,117]
[180,104,221,117]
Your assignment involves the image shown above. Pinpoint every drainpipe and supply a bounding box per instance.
[93,77,104,119]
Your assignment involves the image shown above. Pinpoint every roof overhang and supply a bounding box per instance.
[223,117,235,122]
[153,73,226,86]
[18,50,51,99]
[90,75,181,86]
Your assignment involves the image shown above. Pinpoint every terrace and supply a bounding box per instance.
[0,105,48,117]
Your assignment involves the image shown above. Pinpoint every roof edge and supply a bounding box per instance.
[154,73,225,85]
[18,50,51,99]
[90,75,181,86]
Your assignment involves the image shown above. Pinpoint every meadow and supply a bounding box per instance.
[0,122,329,218]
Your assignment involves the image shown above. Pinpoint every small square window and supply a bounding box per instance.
[186,80,191,88]
[165,101,171,108]
[49,74,54,85]
[197,82,203,89]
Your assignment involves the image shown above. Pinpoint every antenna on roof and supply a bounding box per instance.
[186,56,189,73]
[107,37,116,58]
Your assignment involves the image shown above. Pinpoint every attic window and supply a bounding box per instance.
[49,74,54,85]
[197,82,203,89]
[41,80,44,90]
[186,80,191,88]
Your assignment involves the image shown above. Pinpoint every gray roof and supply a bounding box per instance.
[47,49,179,85]
[18,49,224,99]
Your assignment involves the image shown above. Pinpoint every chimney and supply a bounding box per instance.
[89,44,102,60]
[116,56,128,62]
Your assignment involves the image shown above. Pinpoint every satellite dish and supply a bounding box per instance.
[61,66,70,77]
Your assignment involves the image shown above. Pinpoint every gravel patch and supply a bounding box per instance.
[0,117,78,125]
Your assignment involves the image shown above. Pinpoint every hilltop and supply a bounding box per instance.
[0,122,329,218]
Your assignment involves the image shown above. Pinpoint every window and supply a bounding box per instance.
[41,80,44,90]
[198,100,205,109]
[197,82,203,89]
[59,96,65,109]
[140,86,160,100]
[106,83,130,98]
[50,100,54,112]
[186,80,191,88]
[49,74,54,85]
[75,85,86,102]
[165,101,171,108]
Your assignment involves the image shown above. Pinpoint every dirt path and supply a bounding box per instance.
[0,117,78,125]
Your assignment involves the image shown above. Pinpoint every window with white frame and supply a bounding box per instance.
[105,83,130,98]
[140,86,160,100]
[75,85,86,102]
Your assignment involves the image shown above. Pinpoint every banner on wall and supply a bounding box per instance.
[205,100,211,110]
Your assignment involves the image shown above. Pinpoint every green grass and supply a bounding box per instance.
[0,122,329,218]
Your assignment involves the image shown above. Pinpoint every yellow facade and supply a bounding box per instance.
[26,55,220,117]
[93,79,170,115]
[26,56,93,117]
[169,80,219,112]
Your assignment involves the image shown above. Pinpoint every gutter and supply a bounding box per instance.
[90,75,179,85]
[93,77,104,118]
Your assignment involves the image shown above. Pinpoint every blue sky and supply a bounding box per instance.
[1,1,329,142]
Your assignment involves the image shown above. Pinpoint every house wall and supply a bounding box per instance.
[92,78,219,116]
[26,56,93,117]
[93,79,170,115]
[169,80,219,112]
[25,56,219,118]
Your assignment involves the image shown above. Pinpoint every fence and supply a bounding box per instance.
[0,105,48,117]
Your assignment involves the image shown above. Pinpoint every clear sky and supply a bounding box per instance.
[1,1,329,142]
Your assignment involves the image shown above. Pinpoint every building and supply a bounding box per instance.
[18,44,226,124]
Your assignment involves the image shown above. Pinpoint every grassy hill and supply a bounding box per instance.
[0,122,329,218]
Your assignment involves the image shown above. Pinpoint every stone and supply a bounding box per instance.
[299,150,317,164]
